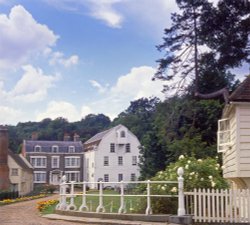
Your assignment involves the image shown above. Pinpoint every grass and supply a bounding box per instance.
[40,189,147,215]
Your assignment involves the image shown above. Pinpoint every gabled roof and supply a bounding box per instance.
[229,75,250,102]
[8,150,33,171]
[84,129,111,145]
[84,124,125,145]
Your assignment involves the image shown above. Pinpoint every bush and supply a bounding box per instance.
[0,191,19,201]
[43,184,58,194]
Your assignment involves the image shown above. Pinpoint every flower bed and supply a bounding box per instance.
[37,199,59,214]
[0,194,47,205]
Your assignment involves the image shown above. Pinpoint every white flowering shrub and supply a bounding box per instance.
[137,156,229,214]
[152,155,229,191]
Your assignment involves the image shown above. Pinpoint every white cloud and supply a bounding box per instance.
[85,66,166,119]
[0,5,58,69]
[0,106,23,125]
[36,101,81,122]
[49,51,79,68]
[89,80,108,94]
[10,65,60,103]
[86,0,124,28]
[81,106,93,118]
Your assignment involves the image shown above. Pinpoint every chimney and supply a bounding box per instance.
[31,132,38,140]
[73,133,80,142]
[63,133,71,141]
[0,126,10,190]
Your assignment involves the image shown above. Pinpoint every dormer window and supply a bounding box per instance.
[68,146,75,153]
[120,131,126,138]
[34,145,41,152]
[52,145,59,153]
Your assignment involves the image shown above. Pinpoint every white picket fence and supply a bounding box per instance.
[185,188,250,223]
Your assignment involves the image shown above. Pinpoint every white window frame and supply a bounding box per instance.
[51,145,59,153]
[110,143,115,153]
[132,156,137,165]
[118,156,123,166]
[68,146,75,153]
[104,174,109,182]
[131,173,136,181]
[34,145,41,152]
[217,118,231,152]
[34,171,46,183]
[118,173,123,182]
[30,156,47,168]
[104,156,109,166]
[65,171,80,182]
[125,143,131,153]
[11,168,18,176]
[65,156,80,168]
[120,130,126,138]
[51,156,60,168]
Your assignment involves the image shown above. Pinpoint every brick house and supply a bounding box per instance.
[22,134,84,186]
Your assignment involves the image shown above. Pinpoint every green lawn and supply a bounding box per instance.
[72,189,145,213]
[42,189,146,214]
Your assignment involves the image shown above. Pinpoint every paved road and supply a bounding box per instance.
[0,195,85,225]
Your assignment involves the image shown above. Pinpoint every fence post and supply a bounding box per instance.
[118,180,126,214]
[56,175,68,210]
[177,167,186,216]
[145,180,152,215]
[96,180,105,212]
[79,181,89,212]
[66,181,77,211]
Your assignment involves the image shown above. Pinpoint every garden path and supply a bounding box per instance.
[0,195,86,225]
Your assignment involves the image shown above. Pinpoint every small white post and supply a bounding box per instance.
[177,167,186,216]
[79,181,89,212]
[145,180,152,215]
[118,181,126,214]
[66,181,77,211]
[56,175,68,210]
[96,180,105,212]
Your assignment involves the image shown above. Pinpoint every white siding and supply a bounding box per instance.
[223,108,238,178]
[85,125,141,189]
[238,106,250,176]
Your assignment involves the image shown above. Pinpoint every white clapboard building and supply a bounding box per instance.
[84,124,141,189]
[218,75,250,189]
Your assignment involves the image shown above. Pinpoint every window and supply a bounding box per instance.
[30,156,47,168]
[104,174,109,182]
[125,143,131,153]
[86,158,89,168]
[51,156,60,168]
[110,143,115,153]
[51,145,58,153]
[132,156,137,165]
[218,118,231,152]
[65,156,80,168]
[68,146,75,153]
[118,156,123,165]
[65,171,80,182]
[34,172,46,183]
[118,173,123,182]
[34,145,41,152]
[131,173,136,181]
[11,168,18,176]
[104,156,109,166]
[120,131,126,138]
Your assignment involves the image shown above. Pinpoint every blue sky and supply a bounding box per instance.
[0,0,248,125]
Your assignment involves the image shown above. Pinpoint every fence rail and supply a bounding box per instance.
[56,172,184,215]
[185,188,250,223]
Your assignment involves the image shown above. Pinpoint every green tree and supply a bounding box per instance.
[154,0,249,98]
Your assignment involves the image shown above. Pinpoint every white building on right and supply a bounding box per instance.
[218,75,250,189]
[84,124,141,189]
